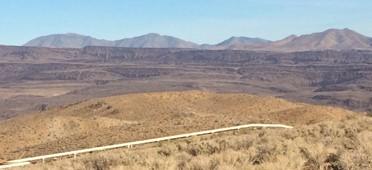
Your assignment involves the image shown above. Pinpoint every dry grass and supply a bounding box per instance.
[17,115,372,170]
[0,91,355,160]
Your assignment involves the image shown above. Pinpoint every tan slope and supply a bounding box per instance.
[0,91,355,160]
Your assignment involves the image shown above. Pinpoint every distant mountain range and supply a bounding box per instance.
[24,28,372,51]
[24,33,198,49]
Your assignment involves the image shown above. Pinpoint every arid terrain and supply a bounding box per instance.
[0,91,358,161]
[2,1,372,169]
[1,45,372,120]
[1,44,372,169]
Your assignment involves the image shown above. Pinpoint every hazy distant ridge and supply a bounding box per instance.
[267,28,372,51]
[24,28,372,51]
[24,33,114,48]
[25,33,198,49]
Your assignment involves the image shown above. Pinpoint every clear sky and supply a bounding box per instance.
[1,0,372,45]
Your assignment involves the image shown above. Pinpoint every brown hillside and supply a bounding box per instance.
[0,91,355,160]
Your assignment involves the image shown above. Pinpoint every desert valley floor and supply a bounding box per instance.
[1,46,372,120]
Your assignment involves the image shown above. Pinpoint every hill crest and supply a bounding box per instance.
[0,91,355,160]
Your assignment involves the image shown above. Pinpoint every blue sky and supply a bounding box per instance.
[1,0,372,45]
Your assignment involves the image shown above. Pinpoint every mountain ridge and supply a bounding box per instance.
[266,28,372,51]
[24,33,114,48]
[25,33,198,49]
[24,28,372,51]
[114,33,198,48]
